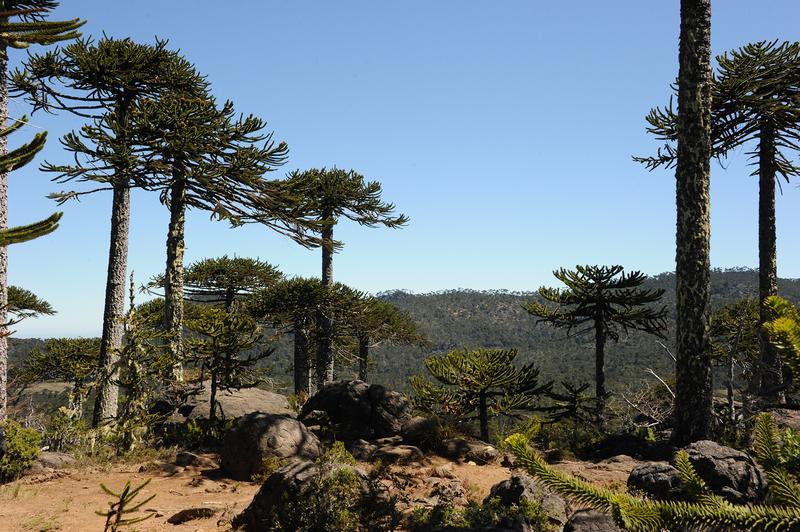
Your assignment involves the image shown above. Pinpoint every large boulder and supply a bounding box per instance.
[627,461,686,501]
[563,510,621,532]
[401,415,442,450]
[626,441,767,505]
[439,438,500,464]
[221,413,322,480]
[168,381,294,423]
[683,440,767,504]
[299,380,412,441]
[232,459,388,531]
[485,473,568,528]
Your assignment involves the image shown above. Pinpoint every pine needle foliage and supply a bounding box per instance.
[0,1,83,59]
[525,265,667,428]
[505,420,800,532]
[411,348,551,442]
[763,296,800,378]
[96,478,156,532]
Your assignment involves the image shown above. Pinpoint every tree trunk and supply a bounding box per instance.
[164,173,187,382]
[594,315,606,430]
[479,391,490,442]
[316,215,335,386]
[358,335,369,381]
[293,322,310,395]
[209,368,218,425]
[757,120,782,402]
[727,349,735,423]
[92,182,130,427]
[0,38,8,421]
[672,0,714,446]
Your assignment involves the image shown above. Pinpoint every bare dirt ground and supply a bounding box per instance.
[0,452,641,531]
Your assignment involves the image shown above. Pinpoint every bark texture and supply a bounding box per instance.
[594,315,606,429]
[164,174,187,382]
[293,324,310,395]
[92,183,130,426]
[757,121,782,402]
[316,218,334,386]
[358,335,369,382]
[0,41,8,420]
[672,0,714,446]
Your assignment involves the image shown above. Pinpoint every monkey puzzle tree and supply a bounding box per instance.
[0,0,82,420]
[284,168,408,386]
[149,255,282,311]
[11,36,206,425]
[410,348,551,443]
[129,90,310,381]
[344,296,426,381]
[637,41,800,403]
[525,265,667,429]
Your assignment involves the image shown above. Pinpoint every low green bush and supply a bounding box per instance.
[0,420,42,483]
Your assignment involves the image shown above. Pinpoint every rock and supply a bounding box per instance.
[299,380,412,440]
[346,439,377,461]
[221,413,323,480]
[401,415,442,450]
[232,459,386,531]
[563,509,622,532]
[683,440,767,504]
[167,507,217,524]
[439,438,499,464]
[36,451,75,470]
[372,444,425,464]
[174,451,216,468]
[627,461,686,500]
[165,381,294,424]
[485,473,568,527]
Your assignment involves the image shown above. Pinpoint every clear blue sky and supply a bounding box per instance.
[7,1,800,337]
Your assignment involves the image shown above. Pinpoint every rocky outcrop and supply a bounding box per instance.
[564,510,621,531]
[439,438,500,464]
[166,381,294,423]
[626,440,767,504]
[401,415,442,450]
[485,473,568,528]
[220,413,322,480]
[299,380,412,441]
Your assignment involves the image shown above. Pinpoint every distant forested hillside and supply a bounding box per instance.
[9,269,800,396]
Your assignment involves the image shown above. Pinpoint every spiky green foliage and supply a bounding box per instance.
[411,348,551,442]
[96,478,156,531]
[149,255,282,309]
[505,429,800,531]
[525,265,667,427]
[763,296,800,377]
[4,284,54,326]
[540,381,596,451]
[0,419,40,483]
[184,306,270,425]
[0,1,83,58]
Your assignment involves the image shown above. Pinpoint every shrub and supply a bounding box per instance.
[250,454,285,483]
[0,420,42,483]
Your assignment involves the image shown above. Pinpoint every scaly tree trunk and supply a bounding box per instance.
[672,0,714,446]
[316,214,334,386]
[0,38,8,420]
[294,322,310,395]
[358,334,369,381]
[479,391,489,443]
[92,182,130,426]
[164,173,187,382]
[594,314,606,430]
[757,120,782,402]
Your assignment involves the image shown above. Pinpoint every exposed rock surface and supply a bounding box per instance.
[401,415,442,450]
[563,509,622,531]
[485,473,568,527]
[174,451,217,468]
[167,381,294,423]
[221,413,322,480]
[167,507,217,524]
[299,380,412,440]
[439,438,499,464]
[25,451,76,474]
[627,461,686,500]
[373,444,425,465]
[683,440,767,504]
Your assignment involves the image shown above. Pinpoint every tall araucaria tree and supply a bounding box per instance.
[0,0,81,419]
[11,37,207,426]
[673,0,713,445]
[637,42,800,403]
[284,168,408,386]
[130,91,316,379]
[525,265,667,429]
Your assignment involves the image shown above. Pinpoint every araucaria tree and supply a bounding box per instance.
[0,0,82,419]
[525,265,667,428]
[130,90,303,380]
[12,37,205,425]
[285,168,408,386]
[672,0,713,445]
[410,348,551,442]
